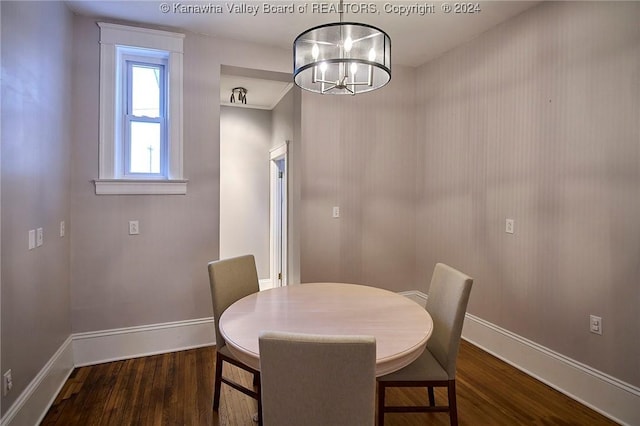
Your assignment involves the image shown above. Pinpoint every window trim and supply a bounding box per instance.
[96,22,186,195]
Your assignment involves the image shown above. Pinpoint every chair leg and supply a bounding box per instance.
[377,382,386,426]
[257,385,263,426]
[428,386,435,406]
[448,379,458,426]
[213,355,224,410]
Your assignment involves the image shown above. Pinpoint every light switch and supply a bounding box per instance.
[60,221,65,237]
[590,315,602,335]
[332,206,340,218]
[28,230,36,250]
[36,228,44,247]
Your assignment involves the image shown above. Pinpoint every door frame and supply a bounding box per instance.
[269,142,288,287]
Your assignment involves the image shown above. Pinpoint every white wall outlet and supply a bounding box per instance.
[129,220,140,235]
[60,221,65,237]
[505,218,515,234]
[590,315,602,335]
[28,229,36,250]
[3,370,13,396]
[36,227,44,247]
[332,206,340,218]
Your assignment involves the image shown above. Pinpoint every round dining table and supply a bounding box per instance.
[218,282,433,377]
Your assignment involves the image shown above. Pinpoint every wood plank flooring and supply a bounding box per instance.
[41,340,617,425]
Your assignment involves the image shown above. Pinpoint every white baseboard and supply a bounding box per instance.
[0,336,74,426]
[73,317,215,367]
[259,278,272,291]
[398,290,427,308]
[5,294,640,426]
[2,318,216,425]
[463,313,640,426]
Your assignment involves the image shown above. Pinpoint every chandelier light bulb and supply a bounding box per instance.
[344,36,353,53]
[312,43,320,60]
[350,62,358,75]
[368,48,376,61]
[320,62,328,74]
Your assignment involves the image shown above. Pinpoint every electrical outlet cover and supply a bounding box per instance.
[129,220,139,235]
[3,370,13,396]
[505,219,515,234]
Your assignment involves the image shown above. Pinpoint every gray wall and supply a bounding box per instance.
[0,1,73,413]
[220,106,271,278]
[271,89,298,283]
[272,89,294,150]
[299,66,418,291]
[415,1,640,387]
[285,88,303,285]
[69,15,291,332]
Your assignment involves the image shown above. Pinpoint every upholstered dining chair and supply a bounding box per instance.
[208,255,262,424]
[259,331,377,426]
[377,263,473,426]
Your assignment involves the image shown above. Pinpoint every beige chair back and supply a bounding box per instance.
[425,263,474,378]
[208,255,260,348]
[259,331,376,426]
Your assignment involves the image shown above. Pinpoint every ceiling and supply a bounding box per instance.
[66,0,539,108]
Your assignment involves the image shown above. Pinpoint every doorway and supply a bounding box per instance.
[219,65,295,288]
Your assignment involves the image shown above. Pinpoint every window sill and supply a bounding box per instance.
[94,179,188,195]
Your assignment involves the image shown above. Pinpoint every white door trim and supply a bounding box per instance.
[269,142,288,287]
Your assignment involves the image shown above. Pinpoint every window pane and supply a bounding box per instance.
[131,65,161,118]
[129,121,161,174]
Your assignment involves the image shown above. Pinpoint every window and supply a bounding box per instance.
[123,53,167,177]
[96,23,186,195]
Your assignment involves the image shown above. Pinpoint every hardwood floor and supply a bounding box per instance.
[42,340,617,426]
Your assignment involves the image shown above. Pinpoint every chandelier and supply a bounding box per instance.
[293,2,391,95]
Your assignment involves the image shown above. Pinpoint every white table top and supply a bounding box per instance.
[219,282,433,376]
